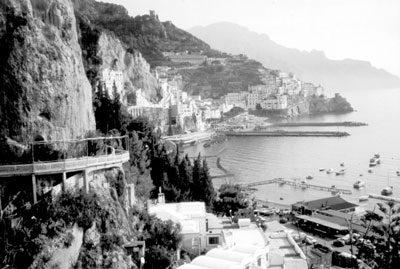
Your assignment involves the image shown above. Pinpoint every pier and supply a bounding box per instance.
[271,121,367,127]
[368,193,400,203]
[240,178,352,195]
[224,131,350,137]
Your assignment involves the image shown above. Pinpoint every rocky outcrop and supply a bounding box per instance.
[96,32,159,102]
[309,93,353,114]
[0,0,95,141]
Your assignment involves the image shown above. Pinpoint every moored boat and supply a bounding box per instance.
[353,180,366,189]
[336,169,346,176]
[306,175,313,180]
[359,196,369,202]
[319,168,326,172]
[326,168,334,174]
[381,186,393,196]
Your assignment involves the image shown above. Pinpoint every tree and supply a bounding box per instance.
[200,159,216,209]
[131,208,182,269]
[356,202,400,269]
[213,184,248,217]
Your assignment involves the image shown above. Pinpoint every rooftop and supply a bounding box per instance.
[296,215,348,231]
[295,196,358,211]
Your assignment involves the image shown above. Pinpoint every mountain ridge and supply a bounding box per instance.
[188,22,400,91]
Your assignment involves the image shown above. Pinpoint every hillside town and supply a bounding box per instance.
[99,56,325,134]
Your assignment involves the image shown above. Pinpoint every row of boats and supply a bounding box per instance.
[317,154,398,200]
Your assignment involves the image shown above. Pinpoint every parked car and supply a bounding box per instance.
[333,239,345,247]
[305,235,317,245]
[291,232,307,242]
[341,234,356,244]
[279,209,291,215]
[279,217,288,224]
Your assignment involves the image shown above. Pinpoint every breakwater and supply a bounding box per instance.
[272,121,367,127]
[224,131,350,137]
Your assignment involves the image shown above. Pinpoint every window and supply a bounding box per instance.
[208,236,219,245]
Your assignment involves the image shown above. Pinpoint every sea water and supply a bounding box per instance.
[184,88,400,211]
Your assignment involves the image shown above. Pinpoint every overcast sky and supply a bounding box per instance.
[103,0,400,77]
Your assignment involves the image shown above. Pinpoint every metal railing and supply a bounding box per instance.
[0,136,129,175]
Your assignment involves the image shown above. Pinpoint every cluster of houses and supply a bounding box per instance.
[223,72,324,111]
[99,57,324,133]
[100,66,232,132]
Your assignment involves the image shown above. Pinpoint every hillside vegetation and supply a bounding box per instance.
[180,57,265,98]
[73,0,225,67]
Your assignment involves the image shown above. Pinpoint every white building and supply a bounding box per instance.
[148,201,224,255]
[100,68,124,99]
[246,93,262,110]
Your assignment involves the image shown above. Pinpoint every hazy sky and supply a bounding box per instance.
[103,0,400,77]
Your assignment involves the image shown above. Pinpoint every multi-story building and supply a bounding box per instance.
[100,68,124,99]
[246,93,262,110]
[225,93,246,109]
[148,200,225,255]
[261,95,288,110]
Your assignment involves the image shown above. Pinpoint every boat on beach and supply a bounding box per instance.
[359,196,369,202]
[353,180,365,189]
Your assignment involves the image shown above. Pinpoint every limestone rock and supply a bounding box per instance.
[0,0,95,141]
[96,32,159,102]
[84,222,101,246]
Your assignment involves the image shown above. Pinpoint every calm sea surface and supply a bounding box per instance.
[185,89,400,210]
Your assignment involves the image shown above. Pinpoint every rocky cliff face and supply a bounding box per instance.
[96,32,159,102]
[0,0,95,141]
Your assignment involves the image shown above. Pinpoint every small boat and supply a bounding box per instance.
[359,174,363,177]
[326,168,334,174]
[381,186,393,196]
[319,168,326,172]
[340,162,345,167]
[397,171,400,176]
[336,169,346,176]
[359,196,369,202]
[368,168,373,173]
[306,175,313,180]
[369,159,377,167]
[374,153,380,159]
[353,180,366,189]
